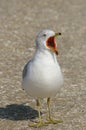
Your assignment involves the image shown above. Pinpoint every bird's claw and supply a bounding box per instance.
[29,120,47,128]
[45,117,63,124]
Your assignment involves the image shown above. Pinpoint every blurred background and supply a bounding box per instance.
[0,0,86,130]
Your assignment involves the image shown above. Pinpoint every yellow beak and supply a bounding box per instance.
[55,32,61,37]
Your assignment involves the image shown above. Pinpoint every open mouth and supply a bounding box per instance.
[46,36,56,48]
[46,36,58,55]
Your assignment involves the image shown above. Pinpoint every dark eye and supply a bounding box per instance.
[42,34,46,37]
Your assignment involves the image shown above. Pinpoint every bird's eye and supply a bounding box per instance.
[42,34,46,37]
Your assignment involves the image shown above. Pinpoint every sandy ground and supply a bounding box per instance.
[0,0,86,130]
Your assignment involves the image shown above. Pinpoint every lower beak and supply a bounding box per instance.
[55,49,58,55]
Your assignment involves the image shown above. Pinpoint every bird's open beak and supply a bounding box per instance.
[46,32,61,55]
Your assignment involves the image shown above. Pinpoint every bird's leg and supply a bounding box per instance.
[46,97,63,124]
[29,99,46,128]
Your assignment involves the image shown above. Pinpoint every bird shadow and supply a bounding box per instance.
[0,104,38,121]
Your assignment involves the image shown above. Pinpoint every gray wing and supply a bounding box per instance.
[22,60,31,79]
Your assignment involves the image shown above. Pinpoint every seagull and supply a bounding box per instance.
[22,29,64,127]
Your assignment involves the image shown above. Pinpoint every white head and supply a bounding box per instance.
[35,29,61,55]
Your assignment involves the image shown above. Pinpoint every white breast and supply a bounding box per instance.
[23,50,64,98]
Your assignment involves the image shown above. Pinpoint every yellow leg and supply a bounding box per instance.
[29,99,46,128]
[46,97,63,124]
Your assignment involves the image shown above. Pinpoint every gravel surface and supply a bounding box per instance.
[0,0,86,130]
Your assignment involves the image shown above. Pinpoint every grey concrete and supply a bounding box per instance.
[0,0,86,129]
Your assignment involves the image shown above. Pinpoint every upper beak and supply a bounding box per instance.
[54,32,61,37]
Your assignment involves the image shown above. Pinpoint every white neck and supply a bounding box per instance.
[32,48,58,65]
